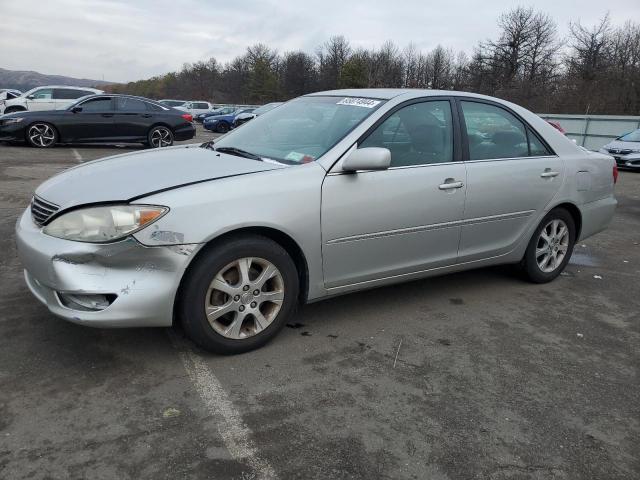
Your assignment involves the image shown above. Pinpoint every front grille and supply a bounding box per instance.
[31,196,59,226]
[608,148,632,155]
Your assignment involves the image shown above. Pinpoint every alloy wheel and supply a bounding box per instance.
[535,219,570,273]
[150,127,172,147]
[28,124,56,147]
[204,257,284,339]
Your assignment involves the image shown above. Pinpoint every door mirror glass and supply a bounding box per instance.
[342,147,391,172]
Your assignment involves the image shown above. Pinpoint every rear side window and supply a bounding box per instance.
[80,97,113,112]
[116,97,147,112]
[460,101,551,159]
[193,102,209,109]
[54,89,92,100]
[360,100,454,167]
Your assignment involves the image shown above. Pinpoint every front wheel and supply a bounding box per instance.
[522,208,576,283]
[216,122,230,133]
[148,126,174,148]
[178,235,299,354]
[26,122,58,148]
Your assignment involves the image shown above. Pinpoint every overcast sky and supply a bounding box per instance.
[2,0,638,83]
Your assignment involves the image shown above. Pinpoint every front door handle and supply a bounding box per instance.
[439,180,464,190]
[540,169,559,178]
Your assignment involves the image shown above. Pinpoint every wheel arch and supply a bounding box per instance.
[174,226,310,323]
[4,105,27,114]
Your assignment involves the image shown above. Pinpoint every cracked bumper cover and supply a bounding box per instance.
[15,208,197,328]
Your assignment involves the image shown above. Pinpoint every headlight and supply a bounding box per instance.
[2,117,24,124]
[43,205,168,243]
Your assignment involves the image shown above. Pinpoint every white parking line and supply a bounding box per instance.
[168,332,277,479]
[71,148,82,162]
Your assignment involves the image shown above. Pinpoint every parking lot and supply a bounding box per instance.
[0,130,638,479]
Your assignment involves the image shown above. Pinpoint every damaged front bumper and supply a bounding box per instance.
[15,208,198,328]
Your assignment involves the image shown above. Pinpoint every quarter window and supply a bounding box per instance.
[460,101,550,159]
[79,98,113,112]
[360,100,454,167]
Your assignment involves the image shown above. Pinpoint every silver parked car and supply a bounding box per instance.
[599,129,640,170]
[16,89,617,353]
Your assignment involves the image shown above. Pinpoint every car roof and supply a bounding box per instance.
[77,93,170,107]
[307,88,500,102]
[28,85,103,91]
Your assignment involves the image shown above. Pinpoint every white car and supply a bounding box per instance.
[176,100,215,117]
[1,86,103,114]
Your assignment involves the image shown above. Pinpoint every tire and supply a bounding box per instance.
[522,208,576,283]
[178,235,299,354]
[216,121,230,133]
[26,122,58,148]
[147,125,174,148]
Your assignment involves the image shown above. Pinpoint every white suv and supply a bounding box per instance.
[1,85,104,114]
[176,100,214,116]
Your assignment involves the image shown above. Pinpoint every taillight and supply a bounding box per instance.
[181,113,193,122]
[613,164,618,184]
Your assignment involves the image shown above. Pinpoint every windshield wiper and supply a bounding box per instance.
[215,146,263,161]
[201,140,215,150]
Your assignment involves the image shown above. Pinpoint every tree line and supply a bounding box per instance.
[107,8,640,115]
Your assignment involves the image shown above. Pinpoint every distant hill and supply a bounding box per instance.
[0,68,115,92]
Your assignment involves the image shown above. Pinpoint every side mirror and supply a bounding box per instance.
[71,106,83,113]
[341,147,391,172]
[27,95,35,100]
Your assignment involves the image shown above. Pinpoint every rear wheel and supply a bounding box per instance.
[26,123,58,148]
[178,235,299,354]
[522,208,576,283]
[148,126,173,148]
[216,121,230,133]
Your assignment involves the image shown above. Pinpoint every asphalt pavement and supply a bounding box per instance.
[0,132,638,479]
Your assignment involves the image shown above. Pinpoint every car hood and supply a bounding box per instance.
[1,109,66,118]
[35,145,285,209]
[601,140,640,151]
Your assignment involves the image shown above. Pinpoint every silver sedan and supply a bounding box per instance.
[16,89,617,353]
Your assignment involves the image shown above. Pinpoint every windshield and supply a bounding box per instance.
[618,129,640,142]
[212,96,384,164]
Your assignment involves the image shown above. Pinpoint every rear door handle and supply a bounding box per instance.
[540,169,559,178]
[101,113,114,118]
[438,180,464,190]
[141,114,152,118]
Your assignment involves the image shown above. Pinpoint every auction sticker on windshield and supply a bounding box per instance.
[337,98,381,108]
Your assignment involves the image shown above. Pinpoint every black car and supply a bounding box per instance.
[0,94,196,148]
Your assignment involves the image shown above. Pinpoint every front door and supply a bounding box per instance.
[456,99,565,262]
[26,88,56,111]
[65,96,116,141]
[321,99,467,289]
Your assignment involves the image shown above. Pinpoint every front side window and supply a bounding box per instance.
[212,96,384,164]
[116,97,147,112]
[79,97,113,112]
[461,101,545,160]
[31,89,53,100]
[360,100,454,167]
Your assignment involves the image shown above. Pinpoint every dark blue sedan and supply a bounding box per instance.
[203,108,255,133]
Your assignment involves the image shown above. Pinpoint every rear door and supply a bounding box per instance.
[322,98,467,289]
[25,88,56,111]
[65,96,116,141]
[113,97,153,139]
[456,99,564,262]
